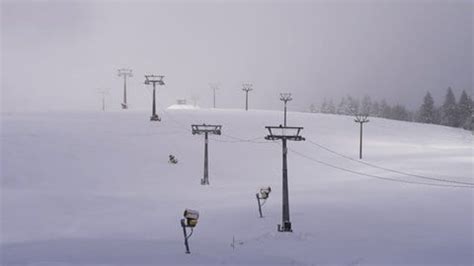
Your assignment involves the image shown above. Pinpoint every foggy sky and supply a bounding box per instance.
[1,0,472,112]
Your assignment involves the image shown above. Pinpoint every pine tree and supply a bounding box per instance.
[440,87,458,127]
[466,97,474,131]
[392,104,410,121]
[360,95,372,115]
[371,101,380,117]
[346,96,359,115]
[457,90,472,129]
[320,98,329,113]
[417,91,436,124]
[380,100,392,119]
[434,106,442,125]
[327,99,336,114]
[337,97,348,115]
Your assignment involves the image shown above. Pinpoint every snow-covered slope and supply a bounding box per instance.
[1,109,473,265]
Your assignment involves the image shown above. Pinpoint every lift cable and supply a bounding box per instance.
[305,138,474,186]
[154,109,472,188]
[285,145,473,189]
[211,134,473,188]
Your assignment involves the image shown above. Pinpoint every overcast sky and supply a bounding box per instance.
[1,0,472,112]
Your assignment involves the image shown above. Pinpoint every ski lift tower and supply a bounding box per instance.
[210,83,219,108]
[97,88,110,112]
[144,74,165,121]
[280,93,292,126]
[265,125,305,232]
[192,124,222,185]
[117,68,133,109]
[354,114,369,159]
[242,83,253,111]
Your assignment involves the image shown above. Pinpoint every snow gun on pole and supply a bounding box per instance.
[256,186,271,218]
[180,209,199,254]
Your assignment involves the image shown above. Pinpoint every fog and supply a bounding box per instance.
[1,0,472,112]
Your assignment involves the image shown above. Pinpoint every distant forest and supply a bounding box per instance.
[309,87,473,131]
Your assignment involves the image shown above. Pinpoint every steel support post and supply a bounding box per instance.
[245,91,249,111]
[256,194,263,218]
[359,122,363,159]
[202,132,209,185]
[280,138,292,232]
[152,84,156,117]
[123,75,127,109]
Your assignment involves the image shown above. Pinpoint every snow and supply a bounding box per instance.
[1,109,473,265]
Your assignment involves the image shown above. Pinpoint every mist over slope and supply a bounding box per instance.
[1,109,473,265]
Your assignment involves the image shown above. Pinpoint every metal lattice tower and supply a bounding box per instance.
[242,83,253,111]
[117,68,133,109]
[144,75,165,121]
[191,124,222,185]
[265,125,305,232]
[280,93,293,126]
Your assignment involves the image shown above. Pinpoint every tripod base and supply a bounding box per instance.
[278,222,292,232]
[150,114,161,121]
[200,178,209,185]
[121,103,128,109]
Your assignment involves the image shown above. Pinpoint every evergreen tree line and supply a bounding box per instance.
[309,87,473,130]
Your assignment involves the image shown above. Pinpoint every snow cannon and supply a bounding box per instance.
[259,186,271,200]
[181,209,199,254]
[256,186,271,218]
[183,209,199,228]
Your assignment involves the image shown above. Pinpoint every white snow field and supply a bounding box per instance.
[1,109,473,266]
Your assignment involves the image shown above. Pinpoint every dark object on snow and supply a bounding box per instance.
[150,114,161,121]
[169,155,178,164]
[256,186,271,218]
[181,209,199,254]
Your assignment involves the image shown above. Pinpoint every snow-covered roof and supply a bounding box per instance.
[167,104,200,110]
